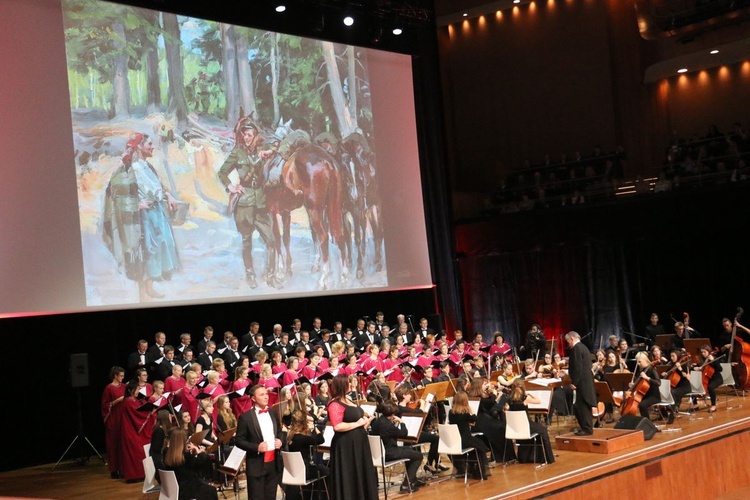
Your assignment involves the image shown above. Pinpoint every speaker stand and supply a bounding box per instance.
[52,388,105,471]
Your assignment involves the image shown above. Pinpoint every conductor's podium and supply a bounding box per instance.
[555,428,644,454]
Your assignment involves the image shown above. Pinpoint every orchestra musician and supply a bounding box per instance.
[162,428,218,500]
[393,386,446,473]
[628,351,661,419]
[448,391,490,479]
[497,362,519,391]
[371,402,427,493]
[693,345,723,413]
[662,349,690,424]
[505,381,554,463]
[650,345,668,365]
[465,378,516,462]
[285,409,329,500]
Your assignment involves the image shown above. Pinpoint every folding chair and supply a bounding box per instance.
[651,379,682,431]
[143,443,151,458]
[685,371,707,416]
[281,451,329,500]
[367,435,411,499]
[503,410,547,469]
[437,423,484,483]
[158,470,179,500]
[718,363,742,409]
[141,456,160,494]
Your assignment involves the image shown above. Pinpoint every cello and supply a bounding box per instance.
[728,307,750,390]
[664,355,691,389]
[699,352,725,393]
[620,367,650,417]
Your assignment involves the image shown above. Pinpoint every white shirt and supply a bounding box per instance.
[256,407,276,450]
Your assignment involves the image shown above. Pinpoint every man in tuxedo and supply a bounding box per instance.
[317,329,334,358]
[196,326,214,355]
[276,333,292,360]
[245,333,267,359]
[397,322,414,345]
[146,331,166,362]
[180,348,195,371]
[127,339,149,376]
[310,317,323,342]
[241,322,261,352]
[198,341,217,370]
[216,331,234,352]
[176,333,193,360]
[297,330,313,352]
[222,337,242,371]
[331,321,344,342]
[565,331,596,436]
[290,318,303,344]
[375,311,387,332]
[154,345,177,381]
[380,325,392,343]
[354,318,366,338]
[417,317,434,339]
[356,321,381,351]
[236,385,284,500]
[342,329,356,349]
[394,314,410,334]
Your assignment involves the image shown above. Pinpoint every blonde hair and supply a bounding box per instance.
[216,395,237,429]
[207,370,219,384]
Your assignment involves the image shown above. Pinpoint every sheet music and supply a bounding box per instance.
[360,402,377,417]
[526,390,552,410]
[401,415,424,439]
[222,446,246,472]
[322,425,335,447]
[468,399,480,415]
[527,377,561,387]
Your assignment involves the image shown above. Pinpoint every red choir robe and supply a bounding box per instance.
[119,396,152,481]
[101,383,126,474]
[230,379,253,418]
[164,376,186,394]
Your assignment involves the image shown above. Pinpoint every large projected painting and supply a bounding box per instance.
[63,0,388,305]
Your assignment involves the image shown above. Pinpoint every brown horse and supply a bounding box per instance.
[264,138,349,289]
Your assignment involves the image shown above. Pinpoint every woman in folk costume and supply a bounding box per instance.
[102,132,180,301]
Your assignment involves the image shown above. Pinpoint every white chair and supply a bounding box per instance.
[158,470,179,500]
[367,435,411,499]
[141,456,160,494]
[718,363,741,407]
[685,371,707,414]
[281,451,329,500]
[652,379,682,431]
[437,423,484,483]
[503,410,547,469]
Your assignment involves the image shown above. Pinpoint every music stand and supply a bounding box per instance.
[594,381,616,422]
[217,446,246,500]
[655,335,672,351]
[604,372,633,394]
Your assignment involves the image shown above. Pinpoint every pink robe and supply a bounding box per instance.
[101,383,125,473]
[119,397,152,480]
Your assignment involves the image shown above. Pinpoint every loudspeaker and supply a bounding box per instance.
[70,353,89,388]
[614,414,659,440]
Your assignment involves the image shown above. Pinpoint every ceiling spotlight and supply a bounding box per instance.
[462,13,468,17]
[343,16,354,26]
[275,5,286,13]
[710,49,719,54]
[677,68,688,73]
[392,28,403,35]
[513,0,521,3]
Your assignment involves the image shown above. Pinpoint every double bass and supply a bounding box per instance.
[729,307,750,389]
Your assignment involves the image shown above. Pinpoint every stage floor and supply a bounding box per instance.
[2,392,750,499]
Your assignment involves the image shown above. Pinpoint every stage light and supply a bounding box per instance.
[462,13,468,17]
[275,5,286,13]
[710,49,719,55]
[343,16,354,26]
[677,68,688,73]
[513,0,521,3]
[392,28,403,35]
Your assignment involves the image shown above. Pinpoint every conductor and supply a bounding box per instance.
[565,331,596,436]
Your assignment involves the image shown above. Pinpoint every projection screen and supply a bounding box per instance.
[0,0,432,317]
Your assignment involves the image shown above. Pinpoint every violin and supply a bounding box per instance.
[662,355,691,389]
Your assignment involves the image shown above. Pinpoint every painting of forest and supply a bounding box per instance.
[63,0,388,306]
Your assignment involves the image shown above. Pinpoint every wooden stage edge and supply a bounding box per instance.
[3,397,750,499]
[488,412,750,500]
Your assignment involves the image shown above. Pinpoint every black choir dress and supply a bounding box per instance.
[329,401,378,500]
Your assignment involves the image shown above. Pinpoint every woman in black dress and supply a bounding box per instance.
[629,351,662,418]
[662,349,690,423]
[163,428,218,500]
[286,409,330,500]
[505,381,554,464]
[695,344,723,413]
[448,391,489,478]
[327,374,378,500]
[149,410,172,481]
[466,378,516,463]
